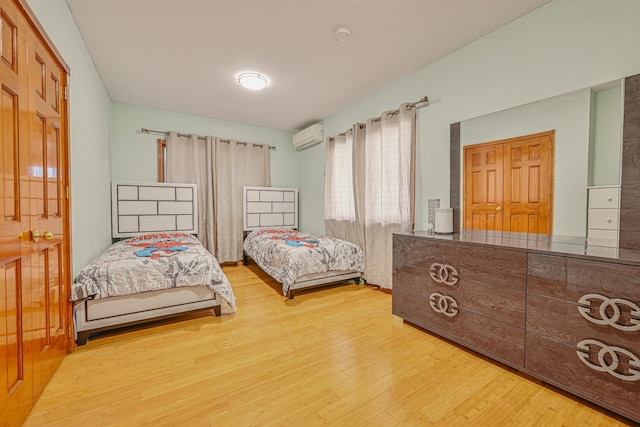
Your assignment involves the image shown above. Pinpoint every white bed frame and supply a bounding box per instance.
[242,186,362,298]
[74,181,222,345]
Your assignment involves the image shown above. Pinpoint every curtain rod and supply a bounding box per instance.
[329,95,429,140]
[140,128,276,151]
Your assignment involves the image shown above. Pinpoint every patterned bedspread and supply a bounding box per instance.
[243,229,364,295]
[72,233,236,310]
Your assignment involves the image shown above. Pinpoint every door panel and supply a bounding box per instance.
[0,1,33,423]
[1,0,69,424]
[464,131,554,234]
[464,143,504,230]
[28,28,67,400]
[503,132,553,234]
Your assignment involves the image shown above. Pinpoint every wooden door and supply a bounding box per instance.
[0,1,33,422]
[464,131,554,234]
[0,0,70,424]
[503,132,553,233]
[464,143,504,230]
[27,26,68,400]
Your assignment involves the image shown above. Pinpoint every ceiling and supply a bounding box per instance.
[65,0,552,131]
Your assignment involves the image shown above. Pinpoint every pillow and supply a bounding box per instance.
[125,232,196,244]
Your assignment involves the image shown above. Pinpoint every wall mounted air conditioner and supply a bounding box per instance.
[292,123,324,150]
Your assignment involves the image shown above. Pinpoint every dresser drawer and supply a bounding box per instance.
[525,333,640,422]
[528,253,640,303]
[588,187,620,209]
[393,287,524,367]
[587,229,618,247]
[393,236,526,290]
[588,208,619,230]
[394,263,525,327]
[526,293,639,350]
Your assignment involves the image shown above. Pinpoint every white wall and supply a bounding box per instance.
[299,0,640,235]
[26,0,113,275]
[110,103,297,189]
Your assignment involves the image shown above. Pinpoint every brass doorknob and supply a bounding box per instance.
[496,206,502,211]
[32,230,53,243]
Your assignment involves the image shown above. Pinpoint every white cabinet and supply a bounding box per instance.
[587,186,620,247]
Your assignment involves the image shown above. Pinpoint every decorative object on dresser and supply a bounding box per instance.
[393,231,640,424]
[427,198,440,230]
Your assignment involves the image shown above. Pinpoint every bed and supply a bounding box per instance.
[242,186,364,298]
[71,181,236,345]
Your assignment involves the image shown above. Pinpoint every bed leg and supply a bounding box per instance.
[76,331,90,346]
[213,304,222,317]
[288,291,294,300]
[243,252,248,266]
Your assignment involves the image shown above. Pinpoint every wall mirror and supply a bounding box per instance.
[453,78,624,239]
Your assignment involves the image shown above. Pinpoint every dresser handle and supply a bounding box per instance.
[578,294,640,332]
[429,262,459,286]
[606,218,612,223]
[576,339,640,382]
[429,292,459,317]
[607,197,613,202]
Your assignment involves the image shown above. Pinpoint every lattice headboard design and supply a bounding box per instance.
[243,186,298,231]
[111,181,198,238]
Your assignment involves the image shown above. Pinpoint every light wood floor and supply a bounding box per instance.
[25,265,633,426]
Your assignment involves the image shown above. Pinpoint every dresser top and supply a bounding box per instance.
[399,230,640,265]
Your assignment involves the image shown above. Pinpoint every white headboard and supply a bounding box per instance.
[243,186,298,231]
[111,181,198,238]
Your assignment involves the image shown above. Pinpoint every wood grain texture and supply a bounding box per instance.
[22,264,633,426]
[0,1,71,425]
[620,73,640,249]
[394,263,526,327]
[394,234,527,289]
[528,253,640,302]
[392,287,525,367]
[525,333,640,423]
[450,122,461,232]
[526,293,639,350]
[620,208,640,231]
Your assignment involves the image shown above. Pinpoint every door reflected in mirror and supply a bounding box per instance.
[457,79,622,237]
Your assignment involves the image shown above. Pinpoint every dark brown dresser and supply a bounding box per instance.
[393,231,640,423]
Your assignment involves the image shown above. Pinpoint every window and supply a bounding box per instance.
[157,139,166,182]
[324,132,355,221]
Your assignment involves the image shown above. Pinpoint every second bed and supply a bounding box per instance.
[242,185,364,297]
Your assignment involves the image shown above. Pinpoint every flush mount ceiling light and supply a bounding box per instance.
[237,72,268,90]
[333,26,351,43]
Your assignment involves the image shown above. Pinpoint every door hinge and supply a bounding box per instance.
[67,324,71,339]
[63,86,68,100]
[66,185,70,200]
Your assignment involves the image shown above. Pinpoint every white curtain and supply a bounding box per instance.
[362,104,415,288]
[325,104,416,288]
[214,139,270,263]
[166,132,270,262]
[166,132,216,251]
[324,126,364,249]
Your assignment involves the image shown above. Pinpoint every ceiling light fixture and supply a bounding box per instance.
[237,72,268,90]
[333,26,351,43]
